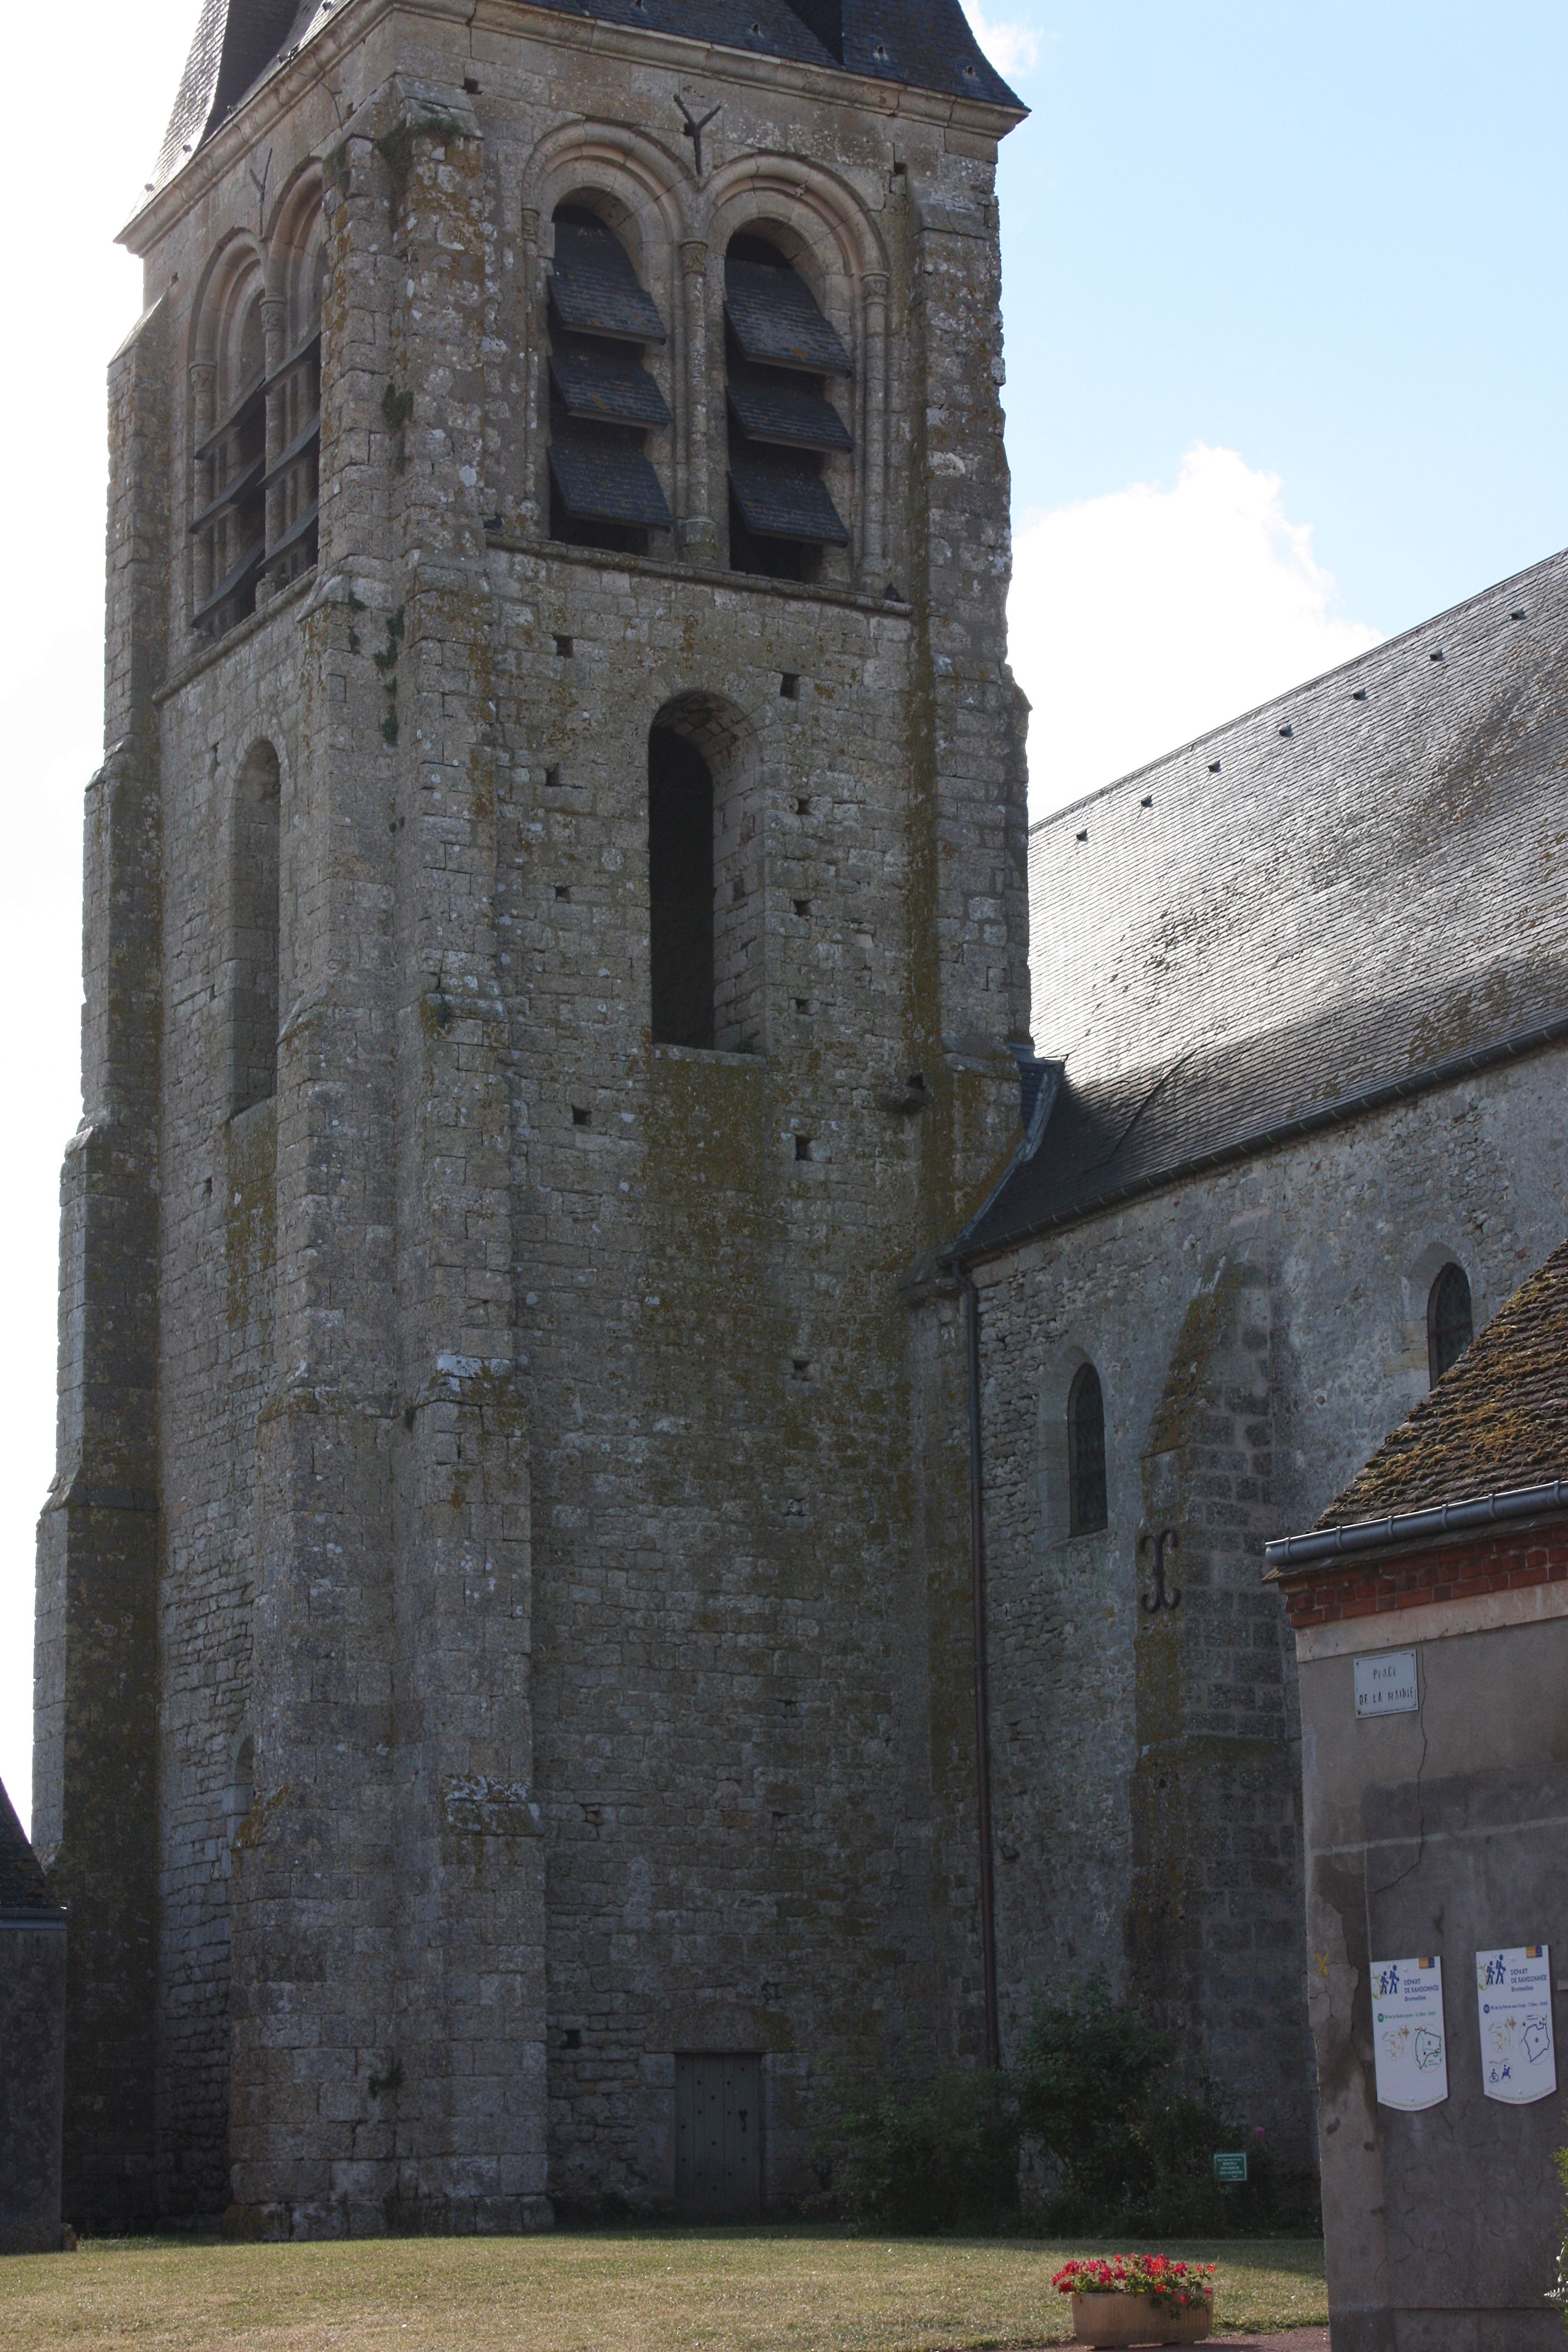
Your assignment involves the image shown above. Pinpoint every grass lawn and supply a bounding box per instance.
[0,2226,1326,2350]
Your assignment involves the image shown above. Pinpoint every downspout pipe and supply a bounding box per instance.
[952,1255,1001,2073]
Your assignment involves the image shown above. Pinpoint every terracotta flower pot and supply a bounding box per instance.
[1069,2291,1213,2346]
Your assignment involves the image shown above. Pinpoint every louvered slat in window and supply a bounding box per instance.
[728,449,848,545]
[550,428,674,530]
[724,259,852,375]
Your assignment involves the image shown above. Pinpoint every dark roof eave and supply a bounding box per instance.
[128,0,1024,238]
[957,1005,1568,1268]
[1264,1479,1568,1578]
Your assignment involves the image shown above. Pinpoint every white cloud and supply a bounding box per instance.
[960,1,1041,80]
[1010,444,1383,821]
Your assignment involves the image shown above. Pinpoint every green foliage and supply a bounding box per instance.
[805,1980,1308,2240]
[809,2065,1020,2234]
[1014,1975,1291,2236]
[1548,2148,1568,2324]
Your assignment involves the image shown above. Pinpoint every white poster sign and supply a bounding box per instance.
[1370,1954,1448,2110]
[1354,1651,1418,1717]
[1477,1945,1556,2104]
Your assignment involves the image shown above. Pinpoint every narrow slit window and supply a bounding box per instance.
[547,205,672,554]
[1066,1363,1108,1536]
[724,232,851,582]
[649,726,715,1048]
[1428,1262,1474,1385]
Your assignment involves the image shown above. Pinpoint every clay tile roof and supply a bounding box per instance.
[963,543,1568,1257]
[1314,1237,1568,1528]
[151,0,1019,195]
[0,1776,63,1919]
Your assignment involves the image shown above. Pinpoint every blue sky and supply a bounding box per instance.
[992,0,1568,615]
[2,2,1567,1817]
[978,0,1568,806]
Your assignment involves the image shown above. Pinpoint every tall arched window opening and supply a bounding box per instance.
[193,288,267,635]
[649,727,715,1048]
[262,237,323,594]
[724,231,851,581]
[546,203,672,553]
[228,743,281,1115]
[1067,1363,1108,1536]
[1428,1262,1474,1385]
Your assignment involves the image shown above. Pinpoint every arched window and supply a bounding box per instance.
[1428,1262,1474,1385]
[194,283,268,635]
[228,742,281,1114]
[723,230,851,581]
[262,232,323,594]
[546,203,672,552]
[649,726,715,1047]
[1067,1364,1108,1536]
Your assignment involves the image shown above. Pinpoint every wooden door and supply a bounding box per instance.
[674,2053,761,2219]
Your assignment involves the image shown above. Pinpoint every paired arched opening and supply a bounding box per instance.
[190,190,323,637]
[227,742,281,1116]
[647,694,761,1053]
[723,225,851,581]
[546,197,672,552]
[1428,1261,1474,1385]
[192,263,269,633]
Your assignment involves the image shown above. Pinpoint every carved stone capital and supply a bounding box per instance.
[679,239,709,276]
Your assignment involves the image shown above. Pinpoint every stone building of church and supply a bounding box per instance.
[31,0,1568,2239]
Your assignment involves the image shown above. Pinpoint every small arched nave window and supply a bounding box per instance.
[1067,1363,1108,1536]
[1428,1262,1474,1385]
[546,203,672,552]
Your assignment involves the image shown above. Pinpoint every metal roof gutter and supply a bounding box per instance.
[1264,1478,1568,1574]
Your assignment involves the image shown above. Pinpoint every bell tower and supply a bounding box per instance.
[39,0,1030,2232]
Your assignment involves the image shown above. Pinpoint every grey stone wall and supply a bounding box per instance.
[967,1047,1568,2168]
[44,3,1029,2228]
[0,1923,67,2253]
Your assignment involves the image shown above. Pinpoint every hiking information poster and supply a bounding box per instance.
[1370,1955,1448,2110]
[1476,1945,1556,2104]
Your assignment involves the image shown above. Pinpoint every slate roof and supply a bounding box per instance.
[962,545,1568,1258]
[0,1776,62,1920]
[1314,1238,1568,1527]
[153,0,1018,194]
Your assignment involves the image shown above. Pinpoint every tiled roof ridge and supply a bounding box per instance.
[1027,538,1568,840]
[1314,1237,1568,1531]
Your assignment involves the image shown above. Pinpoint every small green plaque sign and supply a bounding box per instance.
[1213,2152,1248,2184]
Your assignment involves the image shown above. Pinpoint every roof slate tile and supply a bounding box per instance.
[965,545,1568,1255]
[1315,1237,1568,1526]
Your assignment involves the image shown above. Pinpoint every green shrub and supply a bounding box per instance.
[809,2064,1020,2234]
[1014,1975,1291,2236]
[805,1977,1308,2240]
[1549,2148,1568,2326]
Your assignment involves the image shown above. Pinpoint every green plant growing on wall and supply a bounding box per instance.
[1014,1975,1285,2235]
[1548,2148,1568,2326]
[808,2064,1020,2234]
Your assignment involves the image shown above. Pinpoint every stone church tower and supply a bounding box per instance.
[35,0,1029,2231]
